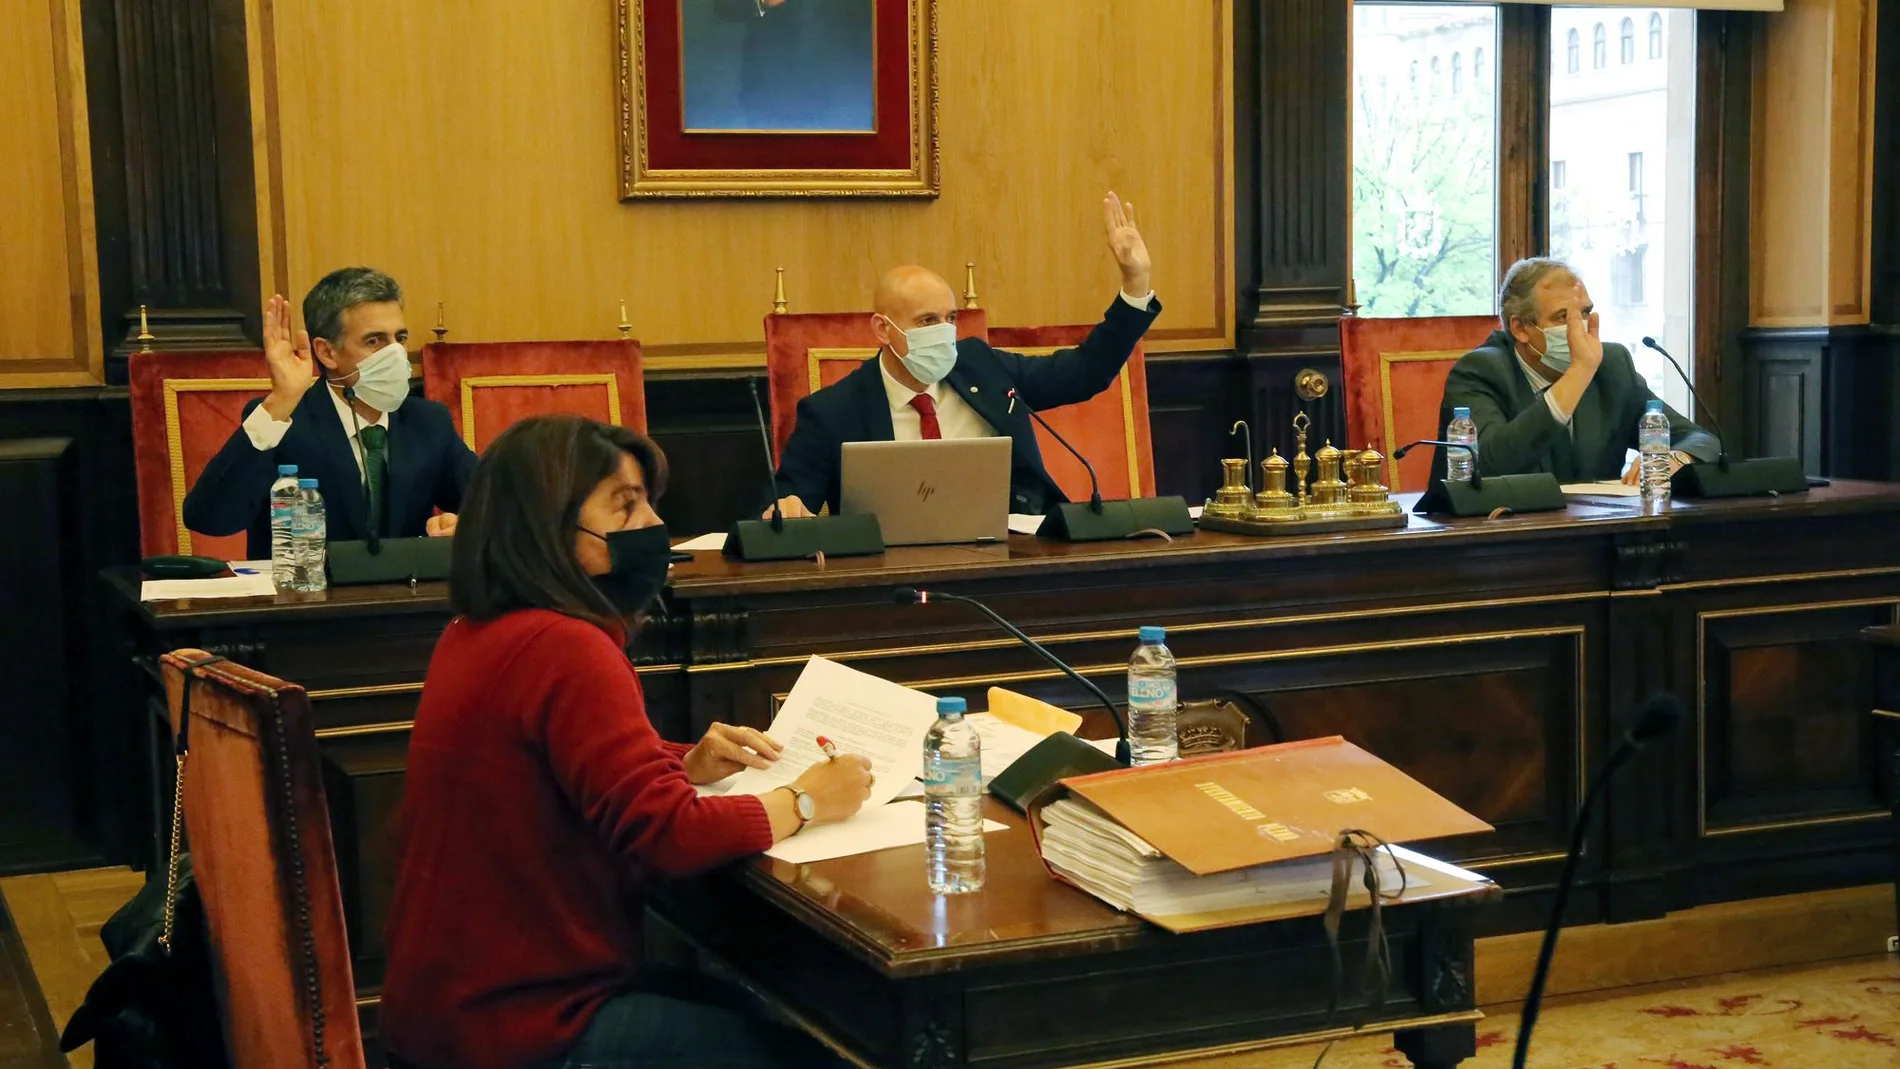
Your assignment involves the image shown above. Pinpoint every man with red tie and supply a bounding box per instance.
[766,192,1158,520]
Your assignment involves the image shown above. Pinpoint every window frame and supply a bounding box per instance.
[1648,13,1664,60]
[1620,17,1635,64]
[1566,27,1580,73]
[1593,23,1607,68]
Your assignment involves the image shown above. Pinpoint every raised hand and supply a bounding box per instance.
[1563,288,1604,375]
[1102,191,1152,298]
[260,294,315,421]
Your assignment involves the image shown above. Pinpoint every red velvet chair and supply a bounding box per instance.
[129,350,273,560]
[420,340,648,453]
[163,649,365,1069]
[986,325,1158,501]
[762,309,988,462]
[1338,315,1499,492]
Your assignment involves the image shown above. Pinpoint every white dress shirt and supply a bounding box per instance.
[241,384,387,482]
[879,290,1156,440]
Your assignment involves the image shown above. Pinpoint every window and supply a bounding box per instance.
[1552,8,1696,411]
[1592,23,1607,68]
[1566,29,1581,73]
[1410,59,1419,84]
[1619,17,1635,63]
[1648,13,1664,59]
[1351,4,1499,317]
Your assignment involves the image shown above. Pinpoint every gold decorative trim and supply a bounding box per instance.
[1695,597,1900,838]
[1872,708,1900,721]
[683,590,1611,674]
[805,347,879,395]
[617,0,939,198]
[305,681,424,701]
[162,377,272,554]
[1377,349,1467,489]
[1666,566,1900,592]
[458,374,623,450]
[314,720,414,740]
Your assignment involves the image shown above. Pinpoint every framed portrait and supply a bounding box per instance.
[616,0,939,198]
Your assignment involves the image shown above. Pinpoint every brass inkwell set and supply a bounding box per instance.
[1199,414,1408,536]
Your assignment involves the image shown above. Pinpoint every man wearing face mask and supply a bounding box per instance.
[185,267,479,558]
[1433,256,1718,485]
[765,192,1158,520]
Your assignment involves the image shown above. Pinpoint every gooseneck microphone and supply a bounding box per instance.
[1393,439,1484,490]
[747,379,787,533]
[894,587,1132,766]
[1511,692,1684,1069]
[1641,337,1731,470]
[1008,387,1104,514]
[340,385,381,555]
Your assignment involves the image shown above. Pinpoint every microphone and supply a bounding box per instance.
[895,587,1132,766]
[340,385,381,555]
[747,379,786,532]
[1641,337,1730,470]
[1008,387,1102,514]
[1511,692,1684,1069]
[1393,439,1484,490]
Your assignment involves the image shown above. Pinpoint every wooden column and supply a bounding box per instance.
[81,0,260,375]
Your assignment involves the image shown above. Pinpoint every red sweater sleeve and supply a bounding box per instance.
[661,740,693,759]
[522,619,772,875]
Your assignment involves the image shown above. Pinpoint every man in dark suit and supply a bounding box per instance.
[767,192,1158,519]
[183,268,477,559]
[1434,257,1718,484]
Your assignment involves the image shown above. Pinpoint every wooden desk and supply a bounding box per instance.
[649,799,1500,1069]
[104,482,1900,1029]
[1863,622,1900,943]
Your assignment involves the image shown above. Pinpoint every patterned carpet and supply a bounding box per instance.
[1236,956,1900,1069]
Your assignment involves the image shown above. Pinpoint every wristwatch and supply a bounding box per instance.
[782,785,817,827]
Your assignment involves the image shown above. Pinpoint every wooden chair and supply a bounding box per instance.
[988,324,1157,502]
[1338,315,1499,493]
[129,350,272,559]
[162,649,364,1069]
[420,339,648,453]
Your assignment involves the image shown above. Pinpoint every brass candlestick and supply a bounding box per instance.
[963,262,980,309]
[136,305,155,353]
[618,299,633,341]
[432,301,448,343]
[1292,412,1311,510]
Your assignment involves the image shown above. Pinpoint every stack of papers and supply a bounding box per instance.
[1038,796,1415,916]
[140,572,277,601]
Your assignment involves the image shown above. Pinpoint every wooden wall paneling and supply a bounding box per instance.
[1870,0,1900,477]
[1496,3,1551,273]
[642,373,778,538]
[80,0,261,370]
[252,0,1232,366]
[0,0,103,388]
[1737,328,1824,472]
[1144,354,1245,507]
[1693,13,1756,437]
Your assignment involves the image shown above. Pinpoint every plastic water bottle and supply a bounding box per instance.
[1127,626,1179,766]
[1639,400,1672,503]
[269,464,300,588]
[923,696,984,894]
[1445,406,1478,483]
[288,478,328,593]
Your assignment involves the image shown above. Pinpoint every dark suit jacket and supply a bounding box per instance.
[772,295,1161,517]
[1434,330,1720,483]
[182,384,478,559]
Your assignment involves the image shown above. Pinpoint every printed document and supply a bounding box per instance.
[722,655,938,809]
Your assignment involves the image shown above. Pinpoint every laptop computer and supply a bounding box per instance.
[840,438,1011,546]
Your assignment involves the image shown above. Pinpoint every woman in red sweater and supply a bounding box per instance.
[380,415,870,1069]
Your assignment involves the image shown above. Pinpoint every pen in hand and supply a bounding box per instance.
[816,735,838,762]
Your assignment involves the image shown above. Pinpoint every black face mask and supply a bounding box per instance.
[578,523,671,617]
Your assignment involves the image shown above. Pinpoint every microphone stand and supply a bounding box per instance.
[1638,337,1806,497]
[723,378,884,561]
[1391,439,1565,517]
[1006,386,1193,542]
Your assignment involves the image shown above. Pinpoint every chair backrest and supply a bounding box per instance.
[987,325,1157,500]
[163,650,365,1069]
[420,340,648,453]
[763,309,988,462]
[1338,315,1500,492]
[129,350,274,559]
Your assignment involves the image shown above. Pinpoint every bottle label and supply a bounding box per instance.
[1128,676,1176,705]
[922,762,982,790]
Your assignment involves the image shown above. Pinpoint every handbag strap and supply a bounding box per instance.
[159,654,228,954]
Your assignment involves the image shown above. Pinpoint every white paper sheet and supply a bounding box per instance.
[672,532,729,552]
[1561,481,1641,497]
[141,573,277,601]
[721,656,937,808]
[764,800,1007,864]
[1007,514,1045,535]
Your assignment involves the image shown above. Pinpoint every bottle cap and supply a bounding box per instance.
[936,696,967,716]
[1453,406,1471,418]
[1645,399,1664,412]
[278,464,299,476]
[297,478,318,489]
[1139,625,1166,643]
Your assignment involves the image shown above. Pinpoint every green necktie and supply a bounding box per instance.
[359,424,389,537]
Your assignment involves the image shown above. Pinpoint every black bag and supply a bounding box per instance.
[59,654,230,1069]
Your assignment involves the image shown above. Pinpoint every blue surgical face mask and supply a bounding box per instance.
[1533,325,1572,374]
[887,318,958,385]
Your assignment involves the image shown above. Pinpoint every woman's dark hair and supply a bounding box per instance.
[449,414,668,630]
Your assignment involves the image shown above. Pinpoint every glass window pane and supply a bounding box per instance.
[1352,4,1499,318]
[1550,8,1696,412]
